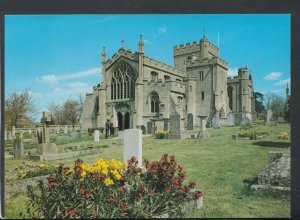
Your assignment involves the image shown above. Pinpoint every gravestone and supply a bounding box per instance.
[147,121,153,134]
[168,114,181,139]
[141,125,146,134]
[212,115,220,129]
[64,126,68,134]
[13,136,24,159]
[198,116,209,138]
[266,109,273,123]
[187,113,193,130]
[36,111,59,155]
[12,126,16,139]
[28,129,32,134]
[163,119,170,131]
[56,126,60,134]
[124,129,142,167]
[240,113,251,129]
[227,112,235,127]
[94,130,100,142]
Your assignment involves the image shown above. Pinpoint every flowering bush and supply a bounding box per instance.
[238,130,269,139]
[255,119,265,125]
[24,155,201,218]
[278,132,290,140]
[155,130,169,139]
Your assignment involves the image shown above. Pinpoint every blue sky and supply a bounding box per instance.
[5,14,290,119]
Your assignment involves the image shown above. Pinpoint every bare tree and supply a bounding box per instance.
[264,91,275,109]
[5,88,37,130]
[48,101,64,125]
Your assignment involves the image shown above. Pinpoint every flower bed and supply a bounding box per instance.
[238,130,269,140]
[24,155,202,218]
[155,130,169,139]
[278,132,290,140]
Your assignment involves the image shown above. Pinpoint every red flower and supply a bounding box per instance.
[75,166,82,174]
[165,188,171,193]
[75,158,83,166]
[151,169,158,174]
[67,209,76,217]
[79,188,86,195]
[194,191,202,199]
[49,181,58,188]
[188,182,196,188]
[47,174,56,180]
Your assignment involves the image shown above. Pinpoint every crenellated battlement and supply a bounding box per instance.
[186,56,228,69]
[173,41,201,56]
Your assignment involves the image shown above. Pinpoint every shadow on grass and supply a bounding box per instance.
[252,141,290,148]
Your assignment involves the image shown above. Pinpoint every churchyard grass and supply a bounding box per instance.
[4,124,290,218]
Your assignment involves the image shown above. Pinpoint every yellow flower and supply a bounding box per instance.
[39,164,49,169]
[19,172,27,179]
[66,168,75,175]
[104,178,114,186]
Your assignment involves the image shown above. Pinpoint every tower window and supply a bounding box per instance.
[201,91,204,100]
[200,71,204,81]
[151,71,158,82]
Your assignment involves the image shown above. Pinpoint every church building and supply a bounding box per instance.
[81,35,256,132]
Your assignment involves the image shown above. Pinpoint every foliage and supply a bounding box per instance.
[48,97,83,127]
[24,155,201,218]
[278,132,290,140]
[255,120,265,125]
[254,92,265,116]
[238,130,269,139]
[270,95,285,121]
[88,127,104,136]
[155,130,169,139]
[5,88,37,130]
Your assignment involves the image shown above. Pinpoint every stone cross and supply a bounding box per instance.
[124,129,142,167]
[38,111,51,144]
[94,130,100,142]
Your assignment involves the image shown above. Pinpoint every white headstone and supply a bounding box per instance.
[12,126,16,139]
[64,126,68,134]
[28,129,32,134]
[124,129,142,167]
[57,126,60,134]
[94,130,100,142]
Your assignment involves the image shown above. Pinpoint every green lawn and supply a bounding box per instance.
[4,124,291,218]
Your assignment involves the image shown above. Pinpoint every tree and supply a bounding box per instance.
[48,97,83,128]
[5,88,37,130]
[254,92,265,118]
[264,91,275,110]
[270,95,285,120]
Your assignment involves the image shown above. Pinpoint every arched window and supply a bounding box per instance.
[200,71,204,81]
[111,62,136,100]
[201,91,204,100]
[150,91,159,113]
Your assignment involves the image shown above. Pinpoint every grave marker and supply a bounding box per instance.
[94,130,100,142]
[168,114,181,139]
[124,129,142,167]
[13,136,24,159]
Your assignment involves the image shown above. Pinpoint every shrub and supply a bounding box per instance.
[238,130,269,139]
[278,132,290,140]
[24,155,201,218]
[155,130,169,139]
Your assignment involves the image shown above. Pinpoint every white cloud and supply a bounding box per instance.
[227,67,238,77]
[40,67,100,84]
[158,24,167,34]
[68,82,88,88]
[275,78,290,86]
[264,72,282,80]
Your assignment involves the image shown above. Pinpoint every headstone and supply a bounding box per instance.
[266,109,273,123]
[198,116,209,138]
[212,115,220,129]
[168,114,181,139]
[57,126,60,134]
[124,129,142,167]
[119,131,124,139]
[147,121,153,134]
[187,113,194,130]
[163,119,170,131]
[94,130,100,142]
[13,136,24,159]
[64,125,68,135]
[28,129,32,134]
[240,113,251,129]
[227,112,235,127]
[12,126,16,139]
[141,125,146,134]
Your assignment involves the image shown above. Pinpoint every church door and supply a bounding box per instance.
[117,112,123,130]
[124,112,130,129]
[117,111,130,130]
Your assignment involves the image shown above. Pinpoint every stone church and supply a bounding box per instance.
[81,35,256,132]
